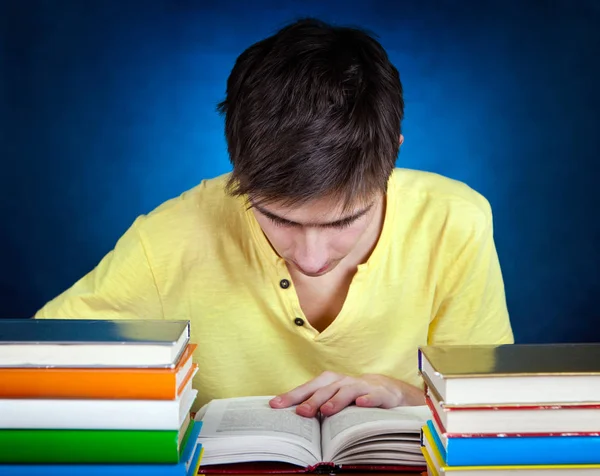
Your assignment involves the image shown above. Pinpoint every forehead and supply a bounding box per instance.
[253,194,376,226]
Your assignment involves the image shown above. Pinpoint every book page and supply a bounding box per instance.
[196,396,322,466]
[320,405,430,463]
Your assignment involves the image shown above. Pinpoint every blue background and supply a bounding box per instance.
[2,0,599,343]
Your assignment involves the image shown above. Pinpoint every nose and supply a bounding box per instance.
[292,229,329,275]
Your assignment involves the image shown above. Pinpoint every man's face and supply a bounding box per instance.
[252,194,383,277]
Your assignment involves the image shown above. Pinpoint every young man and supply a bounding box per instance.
[35,18,514,416]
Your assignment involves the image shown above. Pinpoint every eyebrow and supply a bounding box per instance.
[253,203,374,228]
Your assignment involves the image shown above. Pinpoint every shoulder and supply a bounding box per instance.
[389,168,493,228]
[128,172,245,245]
[137,172,236,225]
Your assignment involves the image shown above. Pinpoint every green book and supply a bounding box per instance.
[0,417,196,463]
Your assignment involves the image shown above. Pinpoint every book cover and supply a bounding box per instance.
[0,344,198,399]
[0,416,199,463]
[421,423,600,475]
[0,378,197,430]
[424,388,600,435]
[0,421,203,476]
[419,343,600,377]
[418,343,600,405]
[426,419,600,466]
[0,319,190,368]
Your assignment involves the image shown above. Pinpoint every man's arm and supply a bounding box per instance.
[35,216,164,320]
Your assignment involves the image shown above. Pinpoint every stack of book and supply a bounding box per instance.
[0,318,203,475]
[418,343,600,475]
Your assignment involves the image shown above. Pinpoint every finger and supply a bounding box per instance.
[319,381,371,416]
[355,387,398,409]
[270,371,342,409]
[296,380,347,418]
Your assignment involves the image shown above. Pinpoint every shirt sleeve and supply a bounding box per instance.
[34,216,164,320]
[428,203,515,346]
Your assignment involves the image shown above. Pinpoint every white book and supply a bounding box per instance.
[427,387,600,434]
[194,395,429,469]
[0,378,197,430]
[0,319,190,368]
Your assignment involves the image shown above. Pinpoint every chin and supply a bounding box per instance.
[290,260,340,277]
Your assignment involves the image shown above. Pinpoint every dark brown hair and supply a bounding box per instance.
[217,17,404,209]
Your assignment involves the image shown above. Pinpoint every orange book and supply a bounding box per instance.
[0,343,197,400]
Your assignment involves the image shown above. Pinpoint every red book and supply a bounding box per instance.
[424,384,600,437]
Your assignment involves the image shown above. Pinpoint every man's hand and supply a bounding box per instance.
[269,371,425,418]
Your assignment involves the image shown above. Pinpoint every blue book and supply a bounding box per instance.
[0,420,203,475]
[427,420,600,466]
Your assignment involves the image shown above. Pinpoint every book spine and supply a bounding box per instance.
[425,394,446,433]
[306,463,339,473]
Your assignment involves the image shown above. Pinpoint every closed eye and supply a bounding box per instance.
[269,215,355,229]
[268,216,299,228]
[329,218,355,229]
[256,202,372,229]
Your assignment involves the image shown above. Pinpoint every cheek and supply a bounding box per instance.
[260,223,295,252]
[329,227,366,252]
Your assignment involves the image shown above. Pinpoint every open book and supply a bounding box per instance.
[194,396,429,473]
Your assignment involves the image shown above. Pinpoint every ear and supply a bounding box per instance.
[399,134,405,147]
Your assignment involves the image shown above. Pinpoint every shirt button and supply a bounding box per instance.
[279,279,290,289]
[294,317,305,326]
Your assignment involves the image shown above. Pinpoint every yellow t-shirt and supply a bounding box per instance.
[35,168,514,410]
